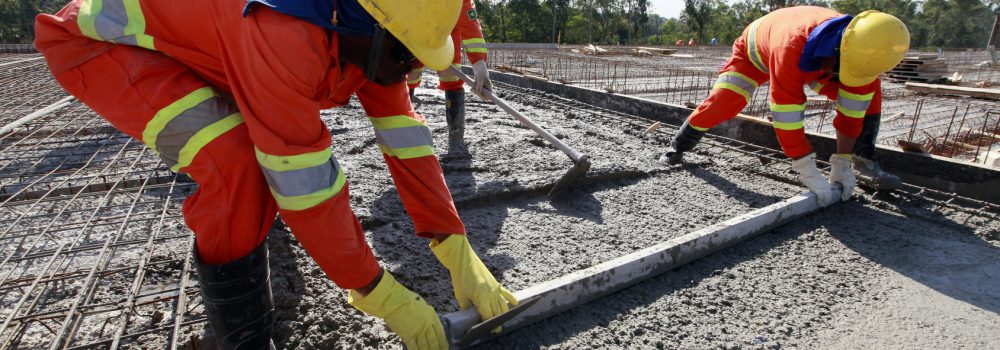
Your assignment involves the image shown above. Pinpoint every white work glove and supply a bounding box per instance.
[790,153,833,206]
[828,154,856,202]
[471,60,492,98]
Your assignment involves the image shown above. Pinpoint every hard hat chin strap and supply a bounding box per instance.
[365,25,388,82]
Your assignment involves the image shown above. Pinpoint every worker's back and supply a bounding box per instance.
[746,6,840,72]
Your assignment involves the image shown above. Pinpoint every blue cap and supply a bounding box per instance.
[799,14,853,72]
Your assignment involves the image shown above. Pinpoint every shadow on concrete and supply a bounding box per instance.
[686,164,784,207]
[825,203,1000,316]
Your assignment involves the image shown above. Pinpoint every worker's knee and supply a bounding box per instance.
[182,128,276,265]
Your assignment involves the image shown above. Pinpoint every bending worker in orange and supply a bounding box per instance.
[406,0,490,154]
[35,0,516,349]
[661,6,910,202]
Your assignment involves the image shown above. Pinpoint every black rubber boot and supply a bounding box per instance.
[195,242,275,350]
[445,89,467,155]
[659,121,706,165]
[852,113,902,190]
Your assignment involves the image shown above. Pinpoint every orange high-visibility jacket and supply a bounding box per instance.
[746,6,876,157]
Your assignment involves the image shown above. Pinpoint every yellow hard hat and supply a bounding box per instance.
[839,10,910,87]
[357,0,459,71]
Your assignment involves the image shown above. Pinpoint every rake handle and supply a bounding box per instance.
[446,66,587,163]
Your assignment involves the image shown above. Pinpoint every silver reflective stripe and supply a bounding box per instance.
[261,157,339,197]
[439,69,459,79]
[772,110,804,123]
[837,95,871,112]
[747,20,768,74]
[374,126,433,149]
[94,0,137,46]
[716,75,757,94]
[464,43,488,49]
[155,96,238,167]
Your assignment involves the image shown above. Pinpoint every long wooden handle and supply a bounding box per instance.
[446,66,587,162]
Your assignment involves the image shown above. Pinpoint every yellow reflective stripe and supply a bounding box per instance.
[255,147,331,172]
[837,89,874,101]
[690,124,709,132]
[467,48,489,53]
[77,0,102,40]
[773,120,805,130]
[747,19,768,74]
[123,0,154,50]
[368,115,426,130]
[142,87,215,153]
[462,38,486,45]
[270,166,346,211]
[714,82,751,103]
[378,144,435,159]
[770,103,806,112]
[720,71,759,89]
[170,113,244,172]
[836,105,867,118]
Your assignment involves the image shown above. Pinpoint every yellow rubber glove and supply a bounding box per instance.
[347,272,447,350]
[430,235,518,331]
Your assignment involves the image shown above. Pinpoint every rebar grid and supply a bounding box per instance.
[0,54,69,127]
[1,59,201,349]
[483,48,1000,165]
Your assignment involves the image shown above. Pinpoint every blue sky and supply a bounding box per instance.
[650,0,684,19]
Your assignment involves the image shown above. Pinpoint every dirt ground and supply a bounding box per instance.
[183,76,999,349]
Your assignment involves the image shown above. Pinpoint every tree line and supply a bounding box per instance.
[0,0,997,48]
[477,0,999,48]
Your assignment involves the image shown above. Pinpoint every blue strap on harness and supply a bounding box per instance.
[243,0,377,37]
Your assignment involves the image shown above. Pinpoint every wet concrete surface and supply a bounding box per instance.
[213,78,1000,349]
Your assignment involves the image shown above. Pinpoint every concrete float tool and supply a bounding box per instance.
[446,66,591,198]
[440,185,844,347]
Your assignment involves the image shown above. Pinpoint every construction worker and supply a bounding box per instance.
[661,7,909,203]
[688,38,697,46]
[407,0,490,155]
[35,0,517,349]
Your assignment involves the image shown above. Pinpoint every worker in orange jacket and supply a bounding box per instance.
[661,7,910,203]
[407,0,490,155]
[35,0,517,349]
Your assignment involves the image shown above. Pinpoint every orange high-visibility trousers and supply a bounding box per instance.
[35,0,463,289]
[686,36,770,137]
